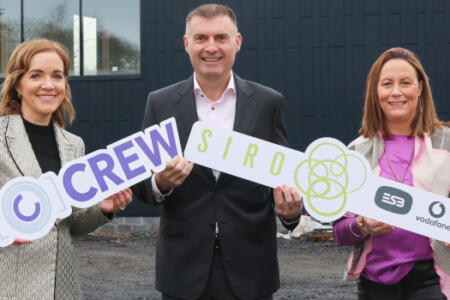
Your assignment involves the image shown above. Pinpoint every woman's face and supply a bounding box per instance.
[377,58,423,132]
[16,51,66,125]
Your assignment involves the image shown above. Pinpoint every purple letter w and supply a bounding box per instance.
[134,122,179,169]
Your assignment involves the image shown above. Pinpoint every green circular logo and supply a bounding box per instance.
[294,142,367,219]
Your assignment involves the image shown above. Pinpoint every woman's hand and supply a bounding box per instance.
[13,238,34,245]
[355,216,394,237]
[100,188,133,213]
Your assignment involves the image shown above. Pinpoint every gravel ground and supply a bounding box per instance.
[74,232,357,300]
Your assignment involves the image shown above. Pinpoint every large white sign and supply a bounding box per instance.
[184,121,450,243]
[0,118,181,247]
[2,118,449,246]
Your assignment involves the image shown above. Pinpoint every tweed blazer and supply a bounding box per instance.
[0,115,111,300]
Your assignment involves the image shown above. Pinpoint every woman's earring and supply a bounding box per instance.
[418,96,423,113]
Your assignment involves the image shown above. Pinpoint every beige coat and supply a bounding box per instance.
[0,115,111,300]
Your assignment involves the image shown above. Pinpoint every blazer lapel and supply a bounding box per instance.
[174,76,198,149]
[53,124,76,166]
[5,115,42,178]
[174,76,216,183]
[233,74,257,135]
[355,136,384,170]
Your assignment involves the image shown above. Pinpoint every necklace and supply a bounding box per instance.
[384,143,415,183]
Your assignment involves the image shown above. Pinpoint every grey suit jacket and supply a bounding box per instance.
[134,74,295,300]
[0,115,111,300]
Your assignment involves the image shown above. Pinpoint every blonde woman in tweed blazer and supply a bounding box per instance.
[0,39,132,299]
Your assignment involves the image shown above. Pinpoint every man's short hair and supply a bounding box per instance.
[185,4,238,35]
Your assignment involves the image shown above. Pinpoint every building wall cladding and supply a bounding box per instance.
[41,0,450,216]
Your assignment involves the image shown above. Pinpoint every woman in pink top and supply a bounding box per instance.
[333,47,450,299]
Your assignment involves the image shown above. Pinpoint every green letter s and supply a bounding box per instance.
[197,129,212,153]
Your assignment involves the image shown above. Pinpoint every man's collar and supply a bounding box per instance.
[193,72,236,96]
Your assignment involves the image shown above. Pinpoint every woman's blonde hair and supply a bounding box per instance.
[0,38,74,127]
[360,47,447,138]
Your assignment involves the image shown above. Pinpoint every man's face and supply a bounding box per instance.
[184,15,242,83]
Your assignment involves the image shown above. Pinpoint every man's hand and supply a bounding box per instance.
[274,185,302,221]
[155,156,194,193]
[100,188,133,213]
[355,216,394,237]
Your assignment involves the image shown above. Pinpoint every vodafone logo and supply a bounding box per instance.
[429,201,446,218]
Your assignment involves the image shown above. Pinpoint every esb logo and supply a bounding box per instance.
[375,186,413,215]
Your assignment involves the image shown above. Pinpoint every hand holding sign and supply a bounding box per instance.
[274,185,303,221]
[99,188,133,212]
[154,156,194,193]
[13,238,34,245]
[355,216,394,237]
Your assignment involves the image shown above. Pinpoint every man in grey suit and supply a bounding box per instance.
[134,4,302,300]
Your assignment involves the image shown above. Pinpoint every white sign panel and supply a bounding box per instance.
[184,121,450,243]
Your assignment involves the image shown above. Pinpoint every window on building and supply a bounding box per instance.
[0,0,140,77]
[82,0,140,75]
[24,0,80,74]
[0,1,20,76]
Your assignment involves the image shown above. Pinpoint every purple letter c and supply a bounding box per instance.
[63,163,98,202]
